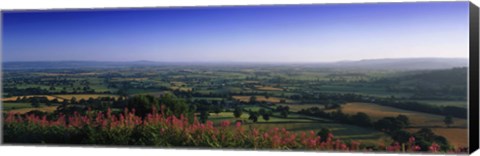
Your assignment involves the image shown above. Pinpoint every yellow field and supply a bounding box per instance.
[6,106,58,114]
[232,96,285,103]
[169,87,192,92]
[337,103,467,127]
[255,85,284,91]
[53,94,119,100]
[2,95,65,102]
[406,128,467,148]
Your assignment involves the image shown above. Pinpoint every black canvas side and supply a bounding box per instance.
[469,1,479,154]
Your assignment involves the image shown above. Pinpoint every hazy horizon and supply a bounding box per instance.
[2,57,469,64]
[3,2,470,62]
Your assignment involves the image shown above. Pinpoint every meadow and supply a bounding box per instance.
[1,62,469,153]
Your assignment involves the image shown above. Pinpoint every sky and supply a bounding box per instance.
[2,2,470,62]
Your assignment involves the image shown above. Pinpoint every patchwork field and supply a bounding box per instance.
[207,112,390,145]
[337,103,467,127]
[232,96,287,103]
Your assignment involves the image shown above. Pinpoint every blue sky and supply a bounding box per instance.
[2,2,470,62]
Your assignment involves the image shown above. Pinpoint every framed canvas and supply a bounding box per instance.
[1,0,479,155]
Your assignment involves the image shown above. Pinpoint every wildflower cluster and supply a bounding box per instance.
[1,108,466,153]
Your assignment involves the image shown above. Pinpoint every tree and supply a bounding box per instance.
[374,117,404,133]
[126,95,159,119]
[262,111,271,122]
[259,108,266,115]
[351,112,372,127]
[31,98,40,108]
[70,97,77,104]
[233,107,243,118]
[52,98,60,104]
[158,93,189,117]
[317,128,331,142]
[391,130,412,144]
[248,111,259,123]
[443,115,453,127]
[213,105,222,116]
[396,114,410,127]
[199,110,209,123]
[249,96,257,104]
[45,101,52,106]
[280,109,288,118]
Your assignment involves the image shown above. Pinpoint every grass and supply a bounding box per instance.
[336,103,467,127]
[5,106,58,114]
[2,102,33,111]
[415,100,467,108]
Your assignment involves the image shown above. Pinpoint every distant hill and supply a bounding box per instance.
[2,58,468,70]
[375,67,467,100]
[2,61,172,70]
[325,58,468,70]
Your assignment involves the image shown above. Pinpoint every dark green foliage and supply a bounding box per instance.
[396,115,410,127]
[262,111,271,122]
[413,128,450,151]
[126,95,159,118]
[373,117,405,133]
[443,115,453,127]
[199,110,209,123]
[317,128,331,142]
[159,93,189,117]
[351,112,372,127]
[248,111,259,123]
[233,107,242,118]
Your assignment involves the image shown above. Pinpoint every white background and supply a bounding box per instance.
[0,0,478,156]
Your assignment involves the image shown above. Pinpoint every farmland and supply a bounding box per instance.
[1,60,469,152]
[335,103,467,127]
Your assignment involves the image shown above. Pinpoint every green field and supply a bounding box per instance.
[2,102,33,111]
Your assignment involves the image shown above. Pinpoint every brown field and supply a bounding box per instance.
[336,103,467,127]
[2,95,65,102]
[232,95,286,103]
[6,106,59,114]
[406,128,468,148]
[255,85,284,91]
